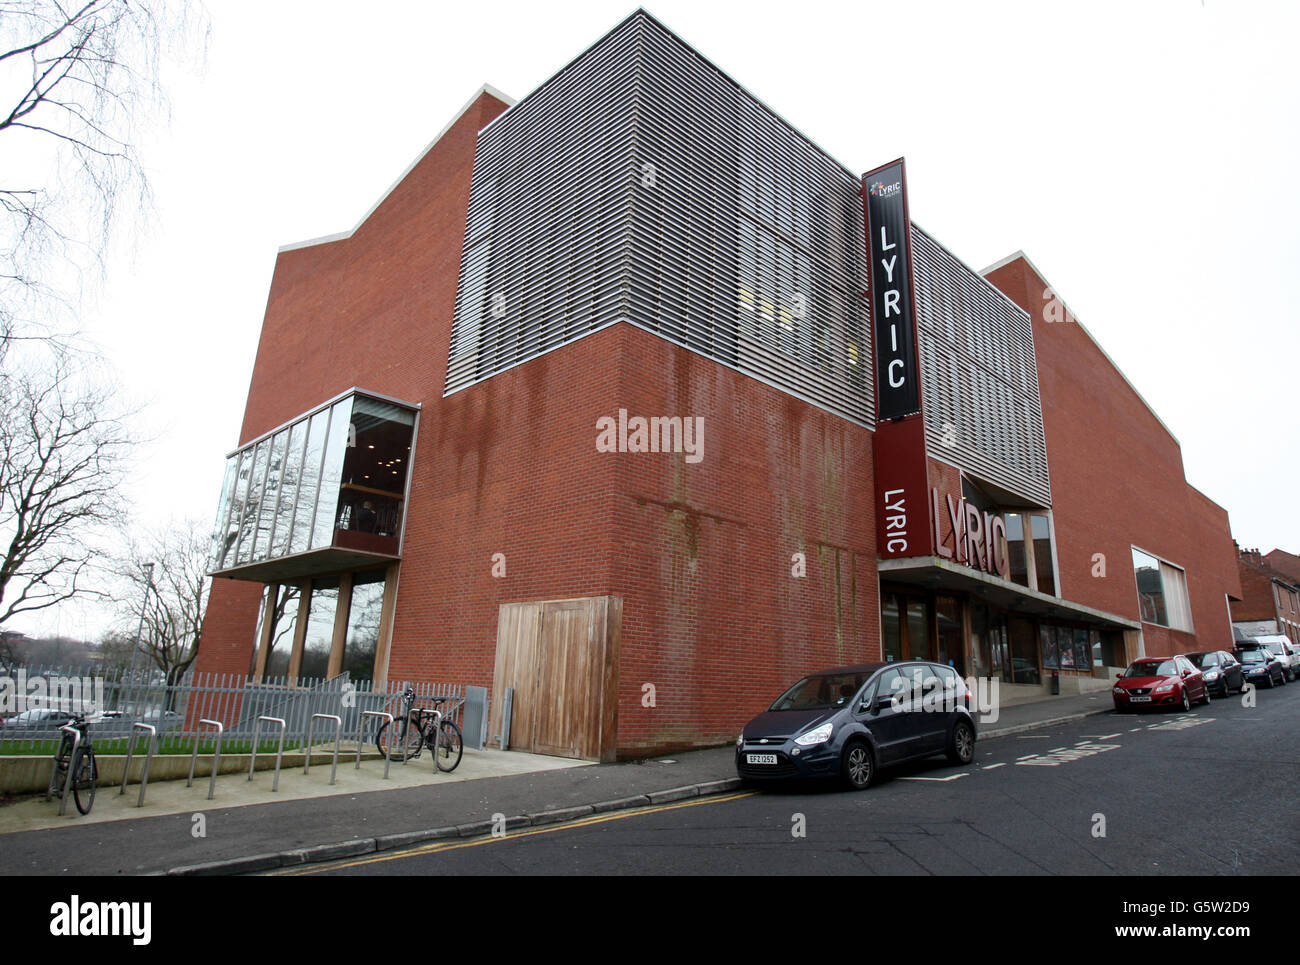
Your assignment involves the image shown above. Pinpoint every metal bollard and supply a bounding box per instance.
[359,711,395,779]
[187,719,224,801]
[120,723,157,807]
[305,713,342,785]
[249,716,287,792]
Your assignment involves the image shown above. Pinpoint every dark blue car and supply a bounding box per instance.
[736,661,977,790]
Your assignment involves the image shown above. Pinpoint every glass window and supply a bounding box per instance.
[237,440,268,565]
[298,577,340,681]
[906,598,930,662]
[342,569,385,682]
[1056,626,1075,668]
[210,456,239,571]
[1073,628,1090,672]
[292,408,330,555]
[1009,616,1039,684]
[1132,548,1190,630]
[1040,624,1058,669]
[263,584,301,681]
[313,401,353,548]
[336,397,416,539]
[881,593,902,663]
[255,429,289,562]
[271,420,306,558]
[1032,515,1055,595]
[1004,513,1029,588]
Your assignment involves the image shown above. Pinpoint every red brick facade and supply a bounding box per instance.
[198,90,880,755]
[983,255,1242,658]
[1233,547,1300,646]
[198,96,1249,758]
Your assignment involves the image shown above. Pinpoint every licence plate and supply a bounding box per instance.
[1129,696,1151,703]
[746,753,778,765]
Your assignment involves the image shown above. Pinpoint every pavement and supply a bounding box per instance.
[0,690,1111,876]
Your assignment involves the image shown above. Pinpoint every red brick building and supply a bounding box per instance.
[197,12,1243,759]
[1232,546,1300,646]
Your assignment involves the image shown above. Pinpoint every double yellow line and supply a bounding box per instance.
[269,790,757,875]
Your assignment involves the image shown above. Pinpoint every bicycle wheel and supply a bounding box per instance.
[376,719,423,760]
[72,748,96,815]
[434,719,463,772]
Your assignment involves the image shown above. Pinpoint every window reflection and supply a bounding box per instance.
[210,393,417,574]
[264,584,301,680]
[342,570,385,682]
[299,577,339,681]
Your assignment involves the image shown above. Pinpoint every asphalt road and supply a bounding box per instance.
[281,683,1300,876]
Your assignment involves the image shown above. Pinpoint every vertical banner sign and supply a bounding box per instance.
[863,159,921,420]
[865,158,931,560]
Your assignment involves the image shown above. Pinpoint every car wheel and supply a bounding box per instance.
[946,720,975,765]
[841,741,874,791]
[1180,688,1191,712]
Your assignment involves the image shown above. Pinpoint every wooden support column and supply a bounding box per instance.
[372,563,401,688]
[252,584,277,682]
[327,571,354,679]
[286,580,312,685]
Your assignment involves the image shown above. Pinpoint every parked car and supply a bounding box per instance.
[0,707,76,731]
[1235,646,1286,689]
[1184,650,1245,698]
[139,709,183,732]
[1256,637,1300,682]
[1112,656,1209,712]
[736,661,976,790]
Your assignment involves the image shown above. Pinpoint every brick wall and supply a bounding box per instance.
[984,256,1240,658]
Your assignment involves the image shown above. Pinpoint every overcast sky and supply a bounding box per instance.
[20,0,1299,639]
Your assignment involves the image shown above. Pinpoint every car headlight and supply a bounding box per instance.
[1112,686,1124,695]
[1204,670,1220,681]
[794,722,833,746]
[736,732,744,749]
[1154,683,1174,694]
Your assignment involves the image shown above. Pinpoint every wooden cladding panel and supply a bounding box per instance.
[491,595,621,762]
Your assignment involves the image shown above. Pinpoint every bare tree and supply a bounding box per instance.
[0,351,131,627]
[1,0,207,342]
[114,517,210,686]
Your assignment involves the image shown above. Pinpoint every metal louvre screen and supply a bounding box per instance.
[446,12,873,427]
[445,20,639,393]
[627,18,872,426]
[912,227,1051,506]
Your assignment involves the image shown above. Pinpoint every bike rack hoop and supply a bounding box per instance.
[187,719,224,801]
[305,713,342,785]
[50,725,82,817]
[358,711,394,779]
[120,723,157,807]
[249,716,287,792]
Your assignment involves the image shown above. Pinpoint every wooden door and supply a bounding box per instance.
[490,595,621,761]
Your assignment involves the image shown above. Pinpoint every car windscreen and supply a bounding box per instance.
[769,673,870,711]
[1125,660,1177,678]
[1239,650,1267,664]
[1185,653,1213,668]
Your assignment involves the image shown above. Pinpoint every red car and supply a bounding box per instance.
[1112,655,1210,712]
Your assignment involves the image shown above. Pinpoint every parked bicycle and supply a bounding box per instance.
[48,713,99,815]
[374,688,463,772]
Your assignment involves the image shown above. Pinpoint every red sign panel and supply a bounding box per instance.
[874,414,931,559]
